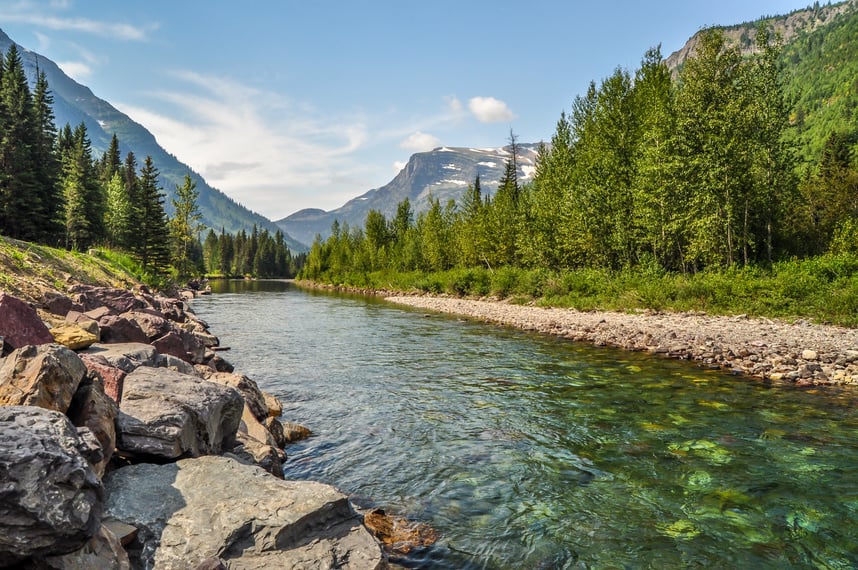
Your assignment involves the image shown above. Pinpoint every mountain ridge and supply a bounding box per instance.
[0,28,307,253]
[277,144,540,246]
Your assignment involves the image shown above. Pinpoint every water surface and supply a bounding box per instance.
[192,280,858,569]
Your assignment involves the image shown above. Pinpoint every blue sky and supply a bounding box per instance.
[0,0,813,220]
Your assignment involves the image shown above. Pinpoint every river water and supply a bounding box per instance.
[191,280,858,569]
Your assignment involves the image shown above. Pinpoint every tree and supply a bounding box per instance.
[169,173,204,275]
[131,156,171,271]
[0,44,39,240]
[31,68,63,244]
[104,171,131,248]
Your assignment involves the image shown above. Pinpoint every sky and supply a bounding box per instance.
[0,0,816,221]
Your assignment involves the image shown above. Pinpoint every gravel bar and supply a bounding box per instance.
[385,295,858,386]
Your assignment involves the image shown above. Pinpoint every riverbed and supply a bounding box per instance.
[192,280,858,569]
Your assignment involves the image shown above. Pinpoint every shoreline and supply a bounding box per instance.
[384,295,858,386]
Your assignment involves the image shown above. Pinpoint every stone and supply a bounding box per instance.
[82,306,112,322]
[50,322,99,350]
[0,344,87,412]
[0,406,103,565]
[151,330,191,362]
[67,311,101,338]
[282,421,313,444]
[263,416,288,448]
[0,292,54,349]
[97,315,149,345]
[209,353,234,373]
[363,508,439,555]
[229,429,284,478]
[40,524,131,570]
[103,456,384,570]
[79,354,127,404]
[263,391,283,417]
[81,343,158,373]
[192,330,220,348]
[178,328,206,364]
[125,310,171,340]
[207,372,268,421]
[194,557,227,570]
[70,285,146,315]
[67,376,119,478]
[43,291,74,316]
[801,349,819,361]
[116,366,243,459]
[157,352,198,375]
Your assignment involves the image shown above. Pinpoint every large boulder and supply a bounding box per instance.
[42,290,74,317]
[81,343,158,373]
[125,310,171,340]
[116,367,243,459]
[67,376,119,478]
[0,344,87,412]
[0,406,103,566]
[39,524,131,570]
[103,456,384,570]
[0,292,54,349]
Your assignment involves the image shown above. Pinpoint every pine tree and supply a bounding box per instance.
[0,44,40,240]
[104,171,131,248]
[31,69,63,244]
[72,123,106,244]
[132,156,171,271]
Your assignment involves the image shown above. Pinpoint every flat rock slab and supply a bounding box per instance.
[104,456,384,569]
[116,366,243,459]
[0,406,103,566]
[81,343,158,373]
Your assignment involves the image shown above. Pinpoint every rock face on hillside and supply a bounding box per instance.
[104,456,385,570]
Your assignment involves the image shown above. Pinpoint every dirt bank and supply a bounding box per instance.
[385,295,858,386]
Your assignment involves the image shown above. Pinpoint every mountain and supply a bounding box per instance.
[277,144,540,246]
[0,28,306,253]
[664,0,858,164]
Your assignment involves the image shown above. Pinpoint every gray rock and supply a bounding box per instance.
[116,367,243,459]
[157,352,198,375]
[67,376,119,478]
[0,406,103,566]
[103,456,384,570]
[40,524,131,570]
[0,343,87,412]
[81,343,158,373]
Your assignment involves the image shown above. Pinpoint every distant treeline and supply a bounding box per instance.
[0,44,298,279]
[302,28,858,281]
[200,226,303,278]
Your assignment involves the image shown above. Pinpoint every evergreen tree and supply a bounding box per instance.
[169,173,204,275]
[202,228,219,273]
[0,44,39,240]
[31,69,63,243]
[132,156,171,271]
[104,171,131,248]
[122,151,140,249]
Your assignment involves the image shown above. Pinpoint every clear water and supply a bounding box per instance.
[192,280,858,569]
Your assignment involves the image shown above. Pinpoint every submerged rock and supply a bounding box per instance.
[103,456,385,569]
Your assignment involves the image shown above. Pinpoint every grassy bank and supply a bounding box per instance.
[306,254,858,327]
[0,236,145,302]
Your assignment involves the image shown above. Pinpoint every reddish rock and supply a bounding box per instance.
[42,291,73,316]
[79,354,127,405]
[82,306,111,322]
[70,285,146,315]
[97,315,149,345]
[126,310,171,340]
[0,292,54,349]
[151,330,190,362]
[67,377,118,478]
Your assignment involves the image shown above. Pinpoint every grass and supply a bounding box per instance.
[304,254,858,327]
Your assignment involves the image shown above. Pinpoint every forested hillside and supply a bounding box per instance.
[301,15,858,321]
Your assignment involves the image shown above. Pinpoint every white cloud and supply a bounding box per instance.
[0,4,155,41]
[399,131,441,152]
[468,96,516,123]
[114,70,374,217]
[56,60,91,80]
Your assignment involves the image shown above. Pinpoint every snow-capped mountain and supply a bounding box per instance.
[277,144,540,246]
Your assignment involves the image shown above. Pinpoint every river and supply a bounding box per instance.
[191,280,858,569]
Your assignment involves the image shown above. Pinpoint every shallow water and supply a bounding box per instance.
[192,280,858,569]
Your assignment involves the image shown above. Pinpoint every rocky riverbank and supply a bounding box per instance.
[0,283,387,569]
[386,295,858,386]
